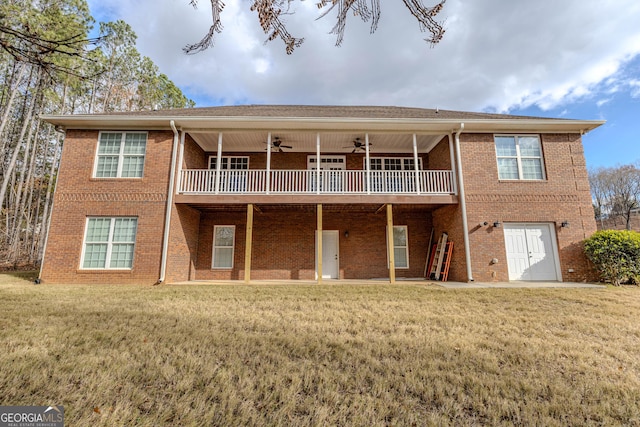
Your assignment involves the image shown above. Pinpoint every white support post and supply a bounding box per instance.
[317,204,323,283]
[448,134,458,195]
[316,133,321,194]
[266,132,272,194]
[177,129,186,194]
[214,132,223,194]
[412,134,421,194]
[365,133,371,194]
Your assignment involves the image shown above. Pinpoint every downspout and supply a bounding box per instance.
[158,120,180,284]
[454,123,474,282]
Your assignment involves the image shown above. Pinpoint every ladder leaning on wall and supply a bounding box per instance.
[427,232,453,282]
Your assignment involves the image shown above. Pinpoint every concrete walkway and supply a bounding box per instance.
[434,281,606,289]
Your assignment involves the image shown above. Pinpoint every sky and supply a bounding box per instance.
[86,0,640,169]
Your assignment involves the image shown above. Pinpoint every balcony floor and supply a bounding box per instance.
[174,193,458,206]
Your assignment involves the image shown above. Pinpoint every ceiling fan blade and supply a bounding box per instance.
[278,147,284,153]
[351,148,356,153]
[281,145,293,149]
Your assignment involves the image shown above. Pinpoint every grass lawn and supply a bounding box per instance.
[1,274,639,426]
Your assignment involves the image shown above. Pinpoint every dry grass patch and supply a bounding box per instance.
[1,278,640,426]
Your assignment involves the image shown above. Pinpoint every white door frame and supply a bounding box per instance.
[315,230,339,279]
[503,223,562,281]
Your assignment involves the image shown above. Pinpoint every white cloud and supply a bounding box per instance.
[87,0,640,112]
[630,80,640,98]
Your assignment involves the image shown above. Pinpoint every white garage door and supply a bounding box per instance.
[503,223,560,281]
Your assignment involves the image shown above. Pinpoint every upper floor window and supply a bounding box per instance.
[368,157,423,171]
[495,135,545,180]
[95,132,147,178]
[208,156,249,170]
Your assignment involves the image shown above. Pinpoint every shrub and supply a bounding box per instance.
[584,230,640,285]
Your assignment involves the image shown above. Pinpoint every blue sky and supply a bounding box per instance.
[87,0,640,169]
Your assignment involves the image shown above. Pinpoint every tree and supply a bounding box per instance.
[589,164,640,230]
[184,0,447,55]
[0,0,195,268]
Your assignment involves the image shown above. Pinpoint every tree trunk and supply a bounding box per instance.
[0,69,41,221]
[0,63,27,153]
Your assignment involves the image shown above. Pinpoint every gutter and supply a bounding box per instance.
[453,123,474,282]
[158,120,180,284]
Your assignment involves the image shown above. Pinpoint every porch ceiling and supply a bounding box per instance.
[188,131,445,154]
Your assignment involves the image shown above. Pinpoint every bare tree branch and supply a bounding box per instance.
[182,0,225,54]
[186,0,447,54]
[0,23,103,78]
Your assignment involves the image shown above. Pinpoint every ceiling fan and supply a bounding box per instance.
[343,138,371,153]
[264,136,292,152]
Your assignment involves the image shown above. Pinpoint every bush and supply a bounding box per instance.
[584,230,640,285]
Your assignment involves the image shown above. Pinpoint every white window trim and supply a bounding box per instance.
[208,156,250,170]
[495,134,546,181]
[387,225,410,269]
[79,217,137,270]
[365,157,423,170]
[93,131,147,179]
[212,225,236,269]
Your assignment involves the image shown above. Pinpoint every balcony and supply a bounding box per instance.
[178,169,455,195]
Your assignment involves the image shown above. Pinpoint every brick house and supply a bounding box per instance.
[39,105,603,284]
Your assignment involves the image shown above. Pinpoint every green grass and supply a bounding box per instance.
[1,276,639,426]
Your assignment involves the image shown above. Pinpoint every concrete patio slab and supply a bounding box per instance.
[169,279,606,288]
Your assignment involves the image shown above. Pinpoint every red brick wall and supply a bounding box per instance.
[42,128,596,284]
[192,207,432,281]
[166,204,201,283]
[456,132,597,282]
[202,152,428,171]
[183,135,206,169]
[41,130,174,284]
[427,136,452,170]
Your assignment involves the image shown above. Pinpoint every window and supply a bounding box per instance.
[208,156,249,170]
[495,135,545,180]
[81,217,137,269]
[95,132,147,178]
[388,226,409,269]
[212,226,235,269]
[307,156,346,170]
[367,157,422,170]
[368,158,422,192]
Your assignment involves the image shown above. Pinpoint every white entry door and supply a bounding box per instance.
[503,223,560,281]
[316,230,339,279]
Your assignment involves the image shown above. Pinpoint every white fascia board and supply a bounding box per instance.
[39,114,605,134]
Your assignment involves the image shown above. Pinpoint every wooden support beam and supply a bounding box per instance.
[317,203,323,284]
[244,203,254,283]
[387,203,396,284]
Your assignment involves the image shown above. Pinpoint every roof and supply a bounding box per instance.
[40,105,605,134]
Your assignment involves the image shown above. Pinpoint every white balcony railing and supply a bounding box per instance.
[178,169,455,195]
